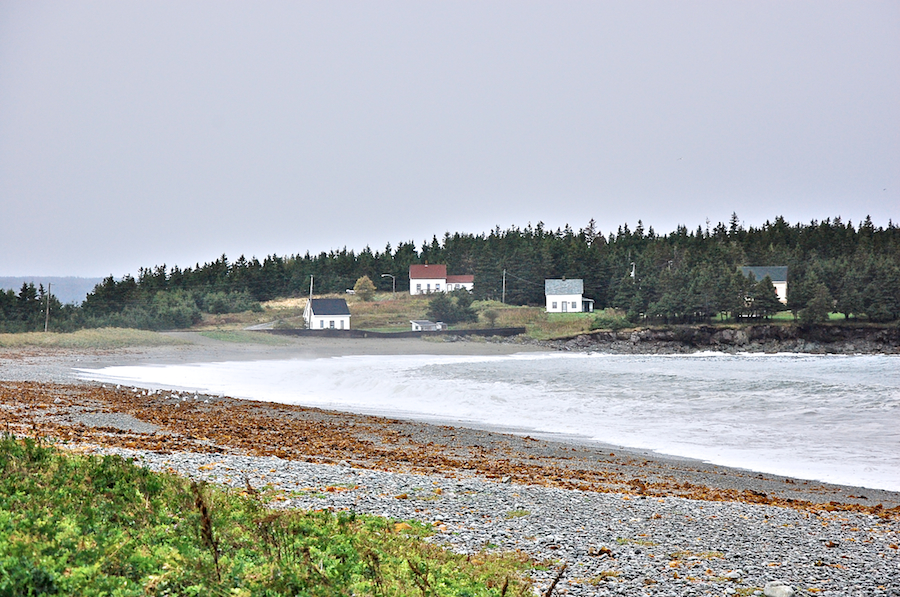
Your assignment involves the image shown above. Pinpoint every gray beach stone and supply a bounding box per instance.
[764,581,795,597]
[67,445,899,597]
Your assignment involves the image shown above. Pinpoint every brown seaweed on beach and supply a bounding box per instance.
[2,380,898,520]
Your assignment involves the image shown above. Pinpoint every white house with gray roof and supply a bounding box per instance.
[740,266,788,304]
[545,279,594,313]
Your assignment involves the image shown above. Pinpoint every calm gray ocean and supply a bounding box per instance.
[79,352,900,491]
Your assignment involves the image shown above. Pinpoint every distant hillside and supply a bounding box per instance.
[0,277,102,305]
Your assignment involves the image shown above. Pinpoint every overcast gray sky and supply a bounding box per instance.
[1,1,897,277]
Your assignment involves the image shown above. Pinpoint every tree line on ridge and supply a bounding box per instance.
[2,214,898,332]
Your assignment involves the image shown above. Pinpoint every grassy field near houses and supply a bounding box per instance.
[214,293,604,339]
[0,290,858,347]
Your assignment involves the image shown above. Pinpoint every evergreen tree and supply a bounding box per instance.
[427,291,476,324]
[799,284,834,324]
[750,276,782,319]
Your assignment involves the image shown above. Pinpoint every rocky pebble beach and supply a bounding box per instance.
[87,446,899,596]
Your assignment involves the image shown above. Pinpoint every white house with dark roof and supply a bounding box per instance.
[409,264,474,295]
[740,266,788,304]
[545,279,594,313]
[304,298,351,330]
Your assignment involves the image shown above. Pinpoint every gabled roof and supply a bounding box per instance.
[409,264,447,279]
[308,298,351,316]
[740,266,788,283]
[545,279,583,295]
[446,274,474,284]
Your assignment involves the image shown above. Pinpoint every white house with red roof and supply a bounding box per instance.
[408,264,474,295]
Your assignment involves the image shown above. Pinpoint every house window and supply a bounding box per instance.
[572,302,578,310]
[416,283,421,293]
[427,284,431,292]
[435,284,440,291]
[329,320,335,329]
[552,302,557,309]
[319,320,324,328]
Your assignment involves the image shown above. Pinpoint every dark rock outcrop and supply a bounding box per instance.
[543,324,900,354]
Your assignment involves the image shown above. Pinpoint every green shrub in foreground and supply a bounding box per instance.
[0,436,530,596]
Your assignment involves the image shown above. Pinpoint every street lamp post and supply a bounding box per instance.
[381,273,396,298]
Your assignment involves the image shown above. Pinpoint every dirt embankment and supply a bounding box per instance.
[545,323,900,354]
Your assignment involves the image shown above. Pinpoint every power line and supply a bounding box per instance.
[504,271,543,287]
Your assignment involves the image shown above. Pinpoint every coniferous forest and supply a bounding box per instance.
[2,215,899,332]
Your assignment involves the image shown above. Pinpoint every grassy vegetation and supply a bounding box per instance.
[504,510,531,520]
[0,436,531,596]
[0,328,190,349]
[346,294,431,331]
[192,298,309,331]
[768,310,846,322]
[193,293,591,338]
[197,330,294,346]
[192,294,431,333]
[100,292,862,344]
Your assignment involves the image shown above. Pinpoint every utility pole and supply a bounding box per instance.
[304,275,314,330]
[501,269,506,304]
[44,283,51,332]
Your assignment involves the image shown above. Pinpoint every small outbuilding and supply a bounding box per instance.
[740,266,788,304]
[410,320,444,332]
[304,298,351,330]
[545,279,594,313]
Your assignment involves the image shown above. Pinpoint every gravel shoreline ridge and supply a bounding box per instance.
[84,446,899,596]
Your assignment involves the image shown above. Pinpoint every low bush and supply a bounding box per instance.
[590,309,630,331]
[427,291,477,324]
[0,436,530,596]
[200,290,263,314]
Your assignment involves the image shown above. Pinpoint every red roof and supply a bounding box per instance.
[409,264,447,279]
[446,274,474,284]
